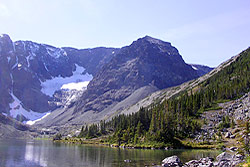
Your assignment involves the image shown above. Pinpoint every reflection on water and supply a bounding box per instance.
[0,139,221,167]
[25,141,47,167]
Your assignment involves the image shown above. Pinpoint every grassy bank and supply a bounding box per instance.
[54,136,223,150]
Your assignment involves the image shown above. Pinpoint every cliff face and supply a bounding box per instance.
[0,34,116,122]
[74,36,199,113]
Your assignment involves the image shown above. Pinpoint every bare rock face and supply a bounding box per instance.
[0,35,13,113]
[0,34,117,122]
[63,47,118,76]
[0,113,35,139]
[74,36,199,114]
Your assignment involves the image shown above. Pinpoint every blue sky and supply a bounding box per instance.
[0,0,250,67]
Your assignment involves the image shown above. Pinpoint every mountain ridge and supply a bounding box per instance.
[36,35,202,126]
[0,34,117,122]
[0,34,213,128]
[75,46,250,150]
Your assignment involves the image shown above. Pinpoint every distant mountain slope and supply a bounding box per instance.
[75,36,199,112]
[189,64,214,76]
[36,36,199,126]
[86,47,250,147]
[0,113,33,138]
[63,47,119,76]
[0,34,212,127]
[117,52,242,116]
[0,34,117,122]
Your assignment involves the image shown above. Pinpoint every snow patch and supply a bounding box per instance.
[7,57,11,63]
[10,73,13,85]
[26,56,30,67]
[46,46,67,59]
[192,65,198,70]
[22,41,26,51]
[30,43,40,52]
[26,112,51,125]
[12,63,18,69]
[12,41,16,51]
[65,94,78,104]
[30,53,36,60]
[61,81,90,91]
[43,62,49,71]
[9,93,48,121]
[41,64,93,96]
[12,62,18,69]
[11,56,18,69]
[26,52,36,67]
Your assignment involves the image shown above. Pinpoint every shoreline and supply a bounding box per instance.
[53,137,223,150]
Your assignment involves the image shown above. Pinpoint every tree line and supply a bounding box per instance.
[78,47,250,147]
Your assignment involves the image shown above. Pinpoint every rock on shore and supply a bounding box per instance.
[162,156,182,167]
[162,152,244,167]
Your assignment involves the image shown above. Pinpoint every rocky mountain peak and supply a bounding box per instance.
[0,34,11,41]
[127,35,180,61]
[0,34,14,53]
[142,35,170,45]
[72,36,199,118]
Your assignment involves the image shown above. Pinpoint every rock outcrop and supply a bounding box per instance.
[162,152,244,167]
[194,91,250,143]
[162,156,183,167]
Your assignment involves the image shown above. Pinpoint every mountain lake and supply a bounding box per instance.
[0,139,221,167]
